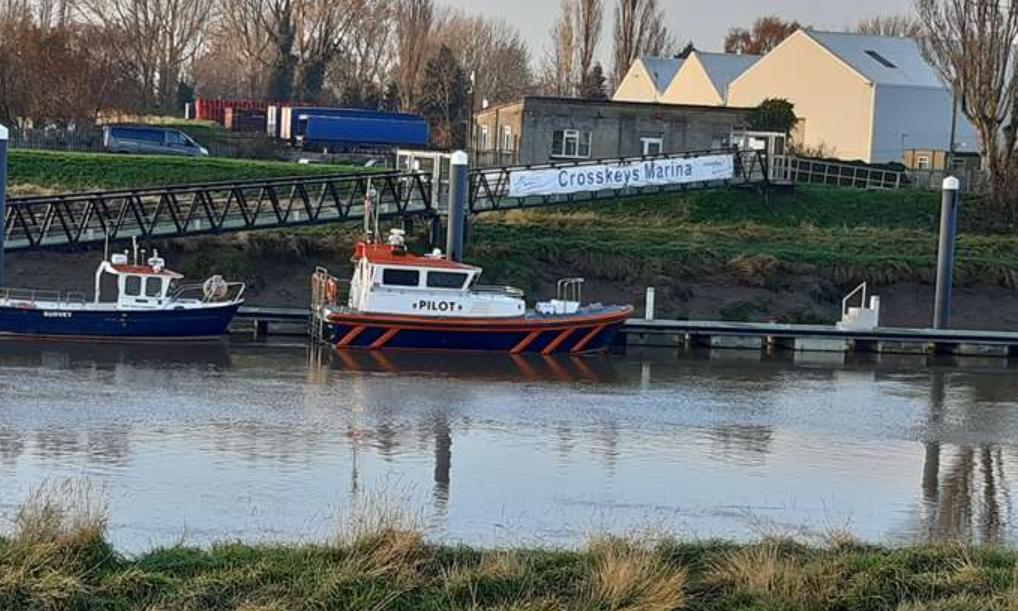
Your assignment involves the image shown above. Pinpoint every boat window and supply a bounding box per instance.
[426,271,469,289]
[124,275,142,297]
[145,276,164,297]
[382,268,420,287]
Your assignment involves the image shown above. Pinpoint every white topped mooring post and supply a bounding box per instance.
[446,150,469,263]
[933,176,960,329]
[0,122,7,287]
[645,287,656,321]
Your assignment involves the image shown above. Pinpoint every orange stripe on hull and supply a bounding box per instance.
[570,324,608,353]
[369,327,401,350]
[337,325,366,347]
[511,330,542,354]
[542,328,576,355]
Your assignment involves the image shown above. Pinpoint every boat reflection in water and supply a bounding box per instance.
[314,344,622,385]
[0,339,233,369]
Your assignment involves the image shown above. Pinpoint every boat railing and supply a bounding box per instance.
[556,278,585,303]
[169,282,246,304]
[0,287,88,307]
[472,285,525,298]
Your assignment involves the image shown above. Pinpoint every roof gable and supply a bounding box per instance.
[639,56,684,95]
[804,30,945,89]
[695,52,761,98]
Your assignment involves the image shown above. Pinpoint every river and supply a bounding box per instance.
[0,340,1016,552]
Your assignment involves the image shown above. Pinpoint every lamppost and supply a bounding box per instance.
[0,122,7,287]
[466,71,476,157]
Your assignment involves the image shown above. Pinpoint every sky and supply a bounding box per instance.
[443,0,916,58]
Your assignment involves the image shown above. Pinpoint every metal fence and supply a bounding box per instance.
[774,156,907,190]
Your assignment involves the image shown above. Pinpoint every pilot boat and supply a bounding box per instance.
[311,229,632,354]
[0,245,245,340]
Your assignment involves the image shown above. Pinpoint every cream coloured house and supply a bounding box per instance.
[661,51,760,106]
[726,29,977,163]
[613,56,683,103]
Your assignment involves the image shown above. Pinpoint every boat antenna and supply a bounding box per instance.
[131,236,139,265]
[103,227,110,261]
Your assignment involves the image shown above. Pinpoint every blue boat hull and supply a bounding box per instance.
[322,309,630,354]
[0,303,242,340]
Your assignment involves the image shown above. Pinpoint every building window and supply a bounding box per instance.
[551,129,592,159]
[501,126,513,151]
[641,137,663,156]
[381,268,420,287]
[480,125,490,150]
[865,50,897,69]
[916,154,932,170]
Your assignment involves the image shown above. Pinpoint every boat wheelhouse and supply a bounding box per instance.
[311,230,631,353]
[0,247,245,340]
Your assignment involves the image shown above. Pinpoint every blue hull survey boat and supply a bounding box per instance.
[0,246,245,341]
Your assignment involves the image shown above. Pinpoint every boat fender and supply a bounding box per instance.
[325,278,339,303]
[203,275,229,301]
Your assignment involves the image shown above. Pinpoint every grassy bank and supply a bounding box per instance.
[3,489,1018,611]
[464,187,1018,294]
[7,150,357,194]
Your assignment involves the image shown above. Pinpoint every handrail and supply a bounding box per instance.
[168,281,246,304]
[0,286,87,305]
[473,285,525,298]
[842,282,868,318]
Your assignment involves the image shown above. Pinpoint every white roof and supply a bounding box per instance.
[639,56,684,94]
[806,31,945,89]
[695,52,761,97]
[0,123,7,140]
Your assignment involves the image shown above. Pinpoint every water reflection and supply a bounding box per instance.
[0,342,1017,550]
[919,371,1014,545]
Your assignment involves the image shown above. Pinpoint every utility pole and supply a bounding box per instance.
[0,123,8,287]
[446,151,469,262]
[933,176,960,329]
[947,93,958,173]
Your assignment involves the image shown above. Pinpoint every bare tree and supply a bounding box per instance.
[292,0,359,101]
[724,16,799,55]
[78,0,214,111]
[541,0,576,96]
[916,0,1018,207]
[393,0,434,111]
[856,13,921,38]
[611,0,673,86]
[575,0,603,85]
[433,13,531,106]
[333,0,396,105]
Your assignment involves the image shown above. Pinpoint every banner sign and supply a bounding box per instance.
[508,154,735,198]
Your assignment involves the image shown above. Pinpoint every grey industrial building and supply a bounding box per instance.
[472,96,750,167]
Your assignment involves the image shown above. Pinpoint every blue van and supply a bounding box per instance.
[103,125,209,157]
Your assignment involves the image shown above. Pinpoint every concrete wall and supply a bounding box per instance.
[728,31,875,161]
[511,98,746,166]
[613,62,661,102]
[661,56,723,107]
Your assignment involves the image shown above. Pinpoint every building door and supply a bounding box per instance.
[641,137,663,156]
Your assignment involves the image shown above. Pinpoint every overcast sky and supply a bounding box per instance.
[442,0,915,58]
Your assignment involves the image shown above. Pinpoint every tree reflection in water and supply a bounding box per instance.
[921,371,1013,545]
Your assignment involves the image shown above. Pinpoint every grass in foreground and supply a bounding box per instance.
[3,485,1018,610]
[7,150,359,194]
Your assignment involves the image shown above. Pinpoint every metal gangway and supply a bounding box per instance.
[3,149,775,251]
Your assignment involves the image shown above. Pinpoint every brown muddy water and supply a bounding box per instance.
[0,340,1016,552]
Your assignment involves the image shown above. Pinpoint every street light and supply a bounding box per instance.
[467,71,476,157]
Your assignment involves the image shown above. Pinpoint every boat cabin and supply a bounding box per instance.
[348,231,526,318]
[95,251,183,309]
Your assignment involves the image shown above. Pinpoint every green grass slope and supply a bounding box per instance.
[7,150,359,194]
